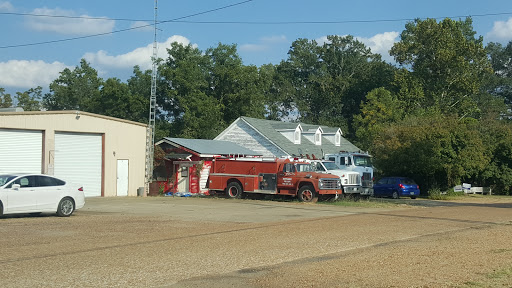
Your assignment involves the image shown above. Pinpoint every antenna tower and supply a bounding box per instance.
[145,0,158,195]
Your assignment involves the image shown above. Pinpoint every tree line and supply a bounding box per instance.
[1,17,512,194]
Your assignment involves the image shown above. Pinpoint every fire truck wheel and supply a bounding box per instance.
[298,186,317,203]
[226,182,243,199]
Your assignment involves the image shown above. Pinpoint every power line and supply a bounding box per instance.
[1,7,511,49]
[1,10,511,24]
[0,0,255,49]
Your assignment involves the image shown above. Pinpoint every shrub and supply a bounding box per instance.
[428,188,447,200]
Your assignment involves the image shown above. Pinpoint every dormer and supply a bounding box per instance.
[277,124,302,144]
[303,127,323,145]
[324,128,343,147]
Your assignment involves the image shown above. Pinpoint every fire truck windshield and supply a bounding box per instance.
[354,156,372,167]
[322,161,340,170]
[296,163,314,172]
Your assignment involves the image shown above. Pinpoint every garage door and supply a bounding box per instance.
[0,129,42,174]
[54,132,102,197]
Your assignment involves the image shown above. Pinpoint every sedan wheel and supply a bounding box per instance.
[392,191,399,199]
[57,197,75,217]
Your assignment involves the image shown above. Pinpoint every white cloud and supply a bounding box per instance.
[0,60,69,88]
[130,21,153,32]
[240,35,288,52]
[487,17,512,41]
[83,35,193,71]
[26,7,115,35]
[316,32,399,63]
[0,1,13,12]
[357,32,399,62]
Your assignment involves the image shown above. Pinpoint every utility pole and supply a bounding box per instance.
[144,0,158,195]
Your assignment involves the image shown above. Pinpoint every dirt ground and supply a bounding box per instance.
[0,196,511,288]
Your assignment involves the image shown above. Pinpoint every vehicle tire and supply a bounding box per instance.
[297,186,317,203]
[226,182,243,199]
[0,202,3,216]
[392,191,400,199]
[57,197,75,217]
[411,196,417,199]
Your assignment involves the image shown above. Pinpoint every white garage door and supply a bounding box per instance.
[0,129,42,174]
[54,132,102,197]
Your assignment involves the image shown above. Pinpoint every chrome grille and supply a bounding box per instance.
[320,178,340,189]
[348,174,360,185]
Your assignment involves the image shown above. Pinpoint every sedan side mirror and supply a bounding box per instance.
[12,184,20,190]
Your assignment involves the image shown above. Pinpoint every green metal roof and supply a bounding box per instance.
[240,117,361,157]
[158,137,262,156]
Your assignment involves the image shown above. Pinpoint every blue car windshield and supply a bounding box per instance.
[0,175,17,187]
[354,156,372,167]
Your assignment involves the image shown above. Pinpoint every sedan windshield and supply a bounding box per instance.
[0,175,17,187]
[353,156,372,167]
[322,162,340,170]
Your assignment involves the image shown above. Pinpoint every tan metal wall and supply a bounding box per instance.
[0,111,147,197]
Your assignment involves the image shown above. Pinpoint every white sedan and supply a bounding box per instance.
[0,174,85,217]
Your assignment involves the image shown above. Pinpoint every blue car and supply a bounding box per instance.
[373,177,420,199]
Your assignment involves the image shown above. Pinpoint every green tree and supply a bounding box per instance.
[478,119,512,194]
[90,78,147,121]
[159,42,224,138]
[15,86,42,111]
[206,43,267,124]
[486,41,512,101]
[43,59,103,111]
[277,35,395,133]
[261,63,296,120]
[0,88,13,108]
[390,18,492,118]
[126,66,151,123]
[373,113,488,191]
[354,87,404,149]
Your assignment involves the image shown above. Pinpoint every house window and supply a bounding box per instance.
[294,129,301,144]
[335,133,341,146]
[315,132,321,145]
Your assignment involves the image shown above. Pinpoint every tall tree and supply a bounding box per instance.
[126,66,151,123]
[15,86,42,111]
[159,42,224,139]
[43,59,103,111]
[485,41,512,107]
[353,87,404,149]
[277,35,395,133]
[373,112,488,191]
[90,78,147,122]
[390,18,492,118]
[0,87,13,108]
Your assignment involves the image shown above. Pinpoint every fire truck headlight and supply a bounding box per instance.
[319,179,324,188]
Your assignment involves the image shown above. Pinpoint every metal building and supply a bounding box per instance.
[0,110,146,197]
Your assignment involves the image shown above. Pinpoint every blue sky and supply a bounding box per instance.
[1,0,512,96]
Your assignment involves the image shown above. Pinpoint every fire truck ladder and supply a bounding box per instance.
[144,0,158,195]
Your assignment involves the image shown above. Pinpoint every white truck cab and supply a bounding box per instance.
[324,152,374,196]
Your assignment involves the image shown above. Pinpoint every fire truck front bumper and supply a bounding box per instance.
[343,186,374,196]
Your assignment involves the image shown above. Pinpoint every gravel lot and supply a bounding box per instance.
[0,196,511,288]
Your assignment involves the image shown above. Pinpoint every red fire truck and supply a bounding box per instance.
[207,157,342,202]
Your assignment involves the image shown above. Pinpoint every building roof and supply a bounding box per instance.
[0,110,147,127]
[237,117,360,157]
[156,137,262,157]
